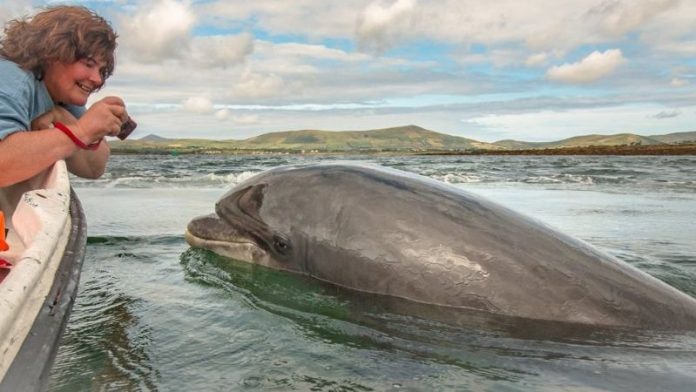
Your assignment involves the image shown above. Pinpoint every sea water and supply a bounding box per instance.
[48,155,696,391]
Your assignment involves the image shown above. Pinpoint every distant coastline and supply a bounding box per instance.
[110,143,696,156]
[419,143,696,156]
[110,125,696,156]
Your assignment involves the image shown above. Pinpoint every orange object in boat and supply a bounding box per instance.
[0,211,8,251]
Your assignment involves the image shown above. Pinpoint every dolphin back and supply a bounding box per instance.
[214,163,696,330]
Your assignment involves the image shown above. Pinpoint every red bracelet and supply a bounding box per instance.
[54,121,101,150]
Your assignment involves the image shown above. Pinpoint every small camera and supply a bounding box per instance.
[117,117,137,140]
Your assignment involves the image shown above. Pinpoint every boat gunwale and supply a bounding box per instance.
[0,187,87,392]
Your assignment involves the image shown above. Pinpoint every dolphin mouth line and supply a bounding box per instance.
[185,228,272,267]
[184,229,256,247]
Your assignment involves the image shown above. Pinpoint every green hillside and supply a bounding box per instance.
[649,131,696,144]
[491,140,546,150]
[110,126,696,155]
[493,133,664,149]
[236,125,500,151]
[111,125,501,154]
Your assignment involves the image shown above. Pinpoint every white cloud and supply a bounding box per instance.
[589,0,677,37]
[232,114,260,124]
[269,42,371,63]
[655,40,696,55]
[0,1,33,24]
[213,110,259,124]
[215,109,230,120]
[467,104,695,142]
[525,53,549,67]
[356,0,418,53]
[546,49,625,83]
[634,1,696,52]
[119,0,196,63]
[190,33,254,68]
[183,96,214,113]
[199,0,361,40]
[670,77,688,87]
[193,1,691,56]
[233,69,293,99]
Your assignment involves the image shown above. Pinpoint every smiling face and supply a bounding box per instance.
[43,57,106,106]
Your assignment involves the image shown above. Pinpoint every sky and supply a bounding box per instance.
[2,0,696,142]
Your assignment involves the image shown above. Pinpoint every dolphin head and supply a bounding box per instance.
[186,179,301,272]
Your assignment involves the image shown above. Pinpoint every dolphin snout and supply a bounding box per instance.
[186,214,245,243]
[185,212,274,266]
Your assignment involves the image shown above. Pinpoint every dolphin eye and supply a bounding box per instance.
[272,234,292,255]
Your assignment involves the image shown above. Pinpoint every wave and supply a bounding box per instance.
[432,172,483,184]
[522,174,595,185]
[87,234,186,246]
[73,170,262,188]
[68,155,696,193]
[73,170,696,191]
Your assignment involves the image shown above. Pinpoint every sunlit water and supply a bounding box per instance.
[48,155,696,391]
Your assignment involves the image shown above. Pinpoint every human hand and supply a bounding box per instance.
[73,96,129,144]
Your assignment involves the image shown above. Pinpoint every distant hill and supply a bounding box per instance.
[235,125,501,151]
[493,133,665,149]
[139,134,170,142]
[649,131,696,144]
[110,126,696,155]
[111,125,502,154]
[492,140,547,150]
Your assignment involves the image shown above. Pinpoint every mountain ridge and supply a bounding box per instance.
[493,133,669,149]
[234,125,503,151]
[115,126,696,154]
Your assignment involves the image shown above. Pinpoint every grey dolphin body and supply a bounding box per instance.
[186,163,696,330]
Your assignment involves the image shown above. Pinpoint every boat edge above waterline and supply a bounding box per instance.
[0,161,87,392]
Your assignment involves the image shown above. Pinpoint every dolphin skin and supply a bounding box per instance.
[186,163,696,330]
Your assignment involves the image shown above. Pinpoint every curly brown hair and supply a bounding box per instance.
[0,5,118,82]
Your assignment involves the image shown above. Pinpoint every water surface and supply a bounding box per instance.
[49,155,696,391]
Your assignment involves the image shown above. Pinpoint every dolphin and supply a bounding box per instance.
[185,163,696,330]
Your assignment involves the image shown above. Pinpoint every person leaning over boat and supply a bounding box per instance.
[0,5,130,188]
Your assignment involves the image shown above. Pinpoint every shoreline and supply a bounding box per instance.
[420,143,696,156]
[110,143,696,156]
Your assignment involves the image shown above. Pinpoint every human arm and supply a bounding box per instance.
[31,104,115,179]
[0,128,80,187]
[0,97,126,187]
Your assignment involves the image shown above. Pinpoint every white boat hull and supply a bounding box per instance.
[0,162,87,391]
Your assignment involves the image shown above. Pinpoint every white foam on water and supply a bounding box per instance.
[433,172,482,184]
